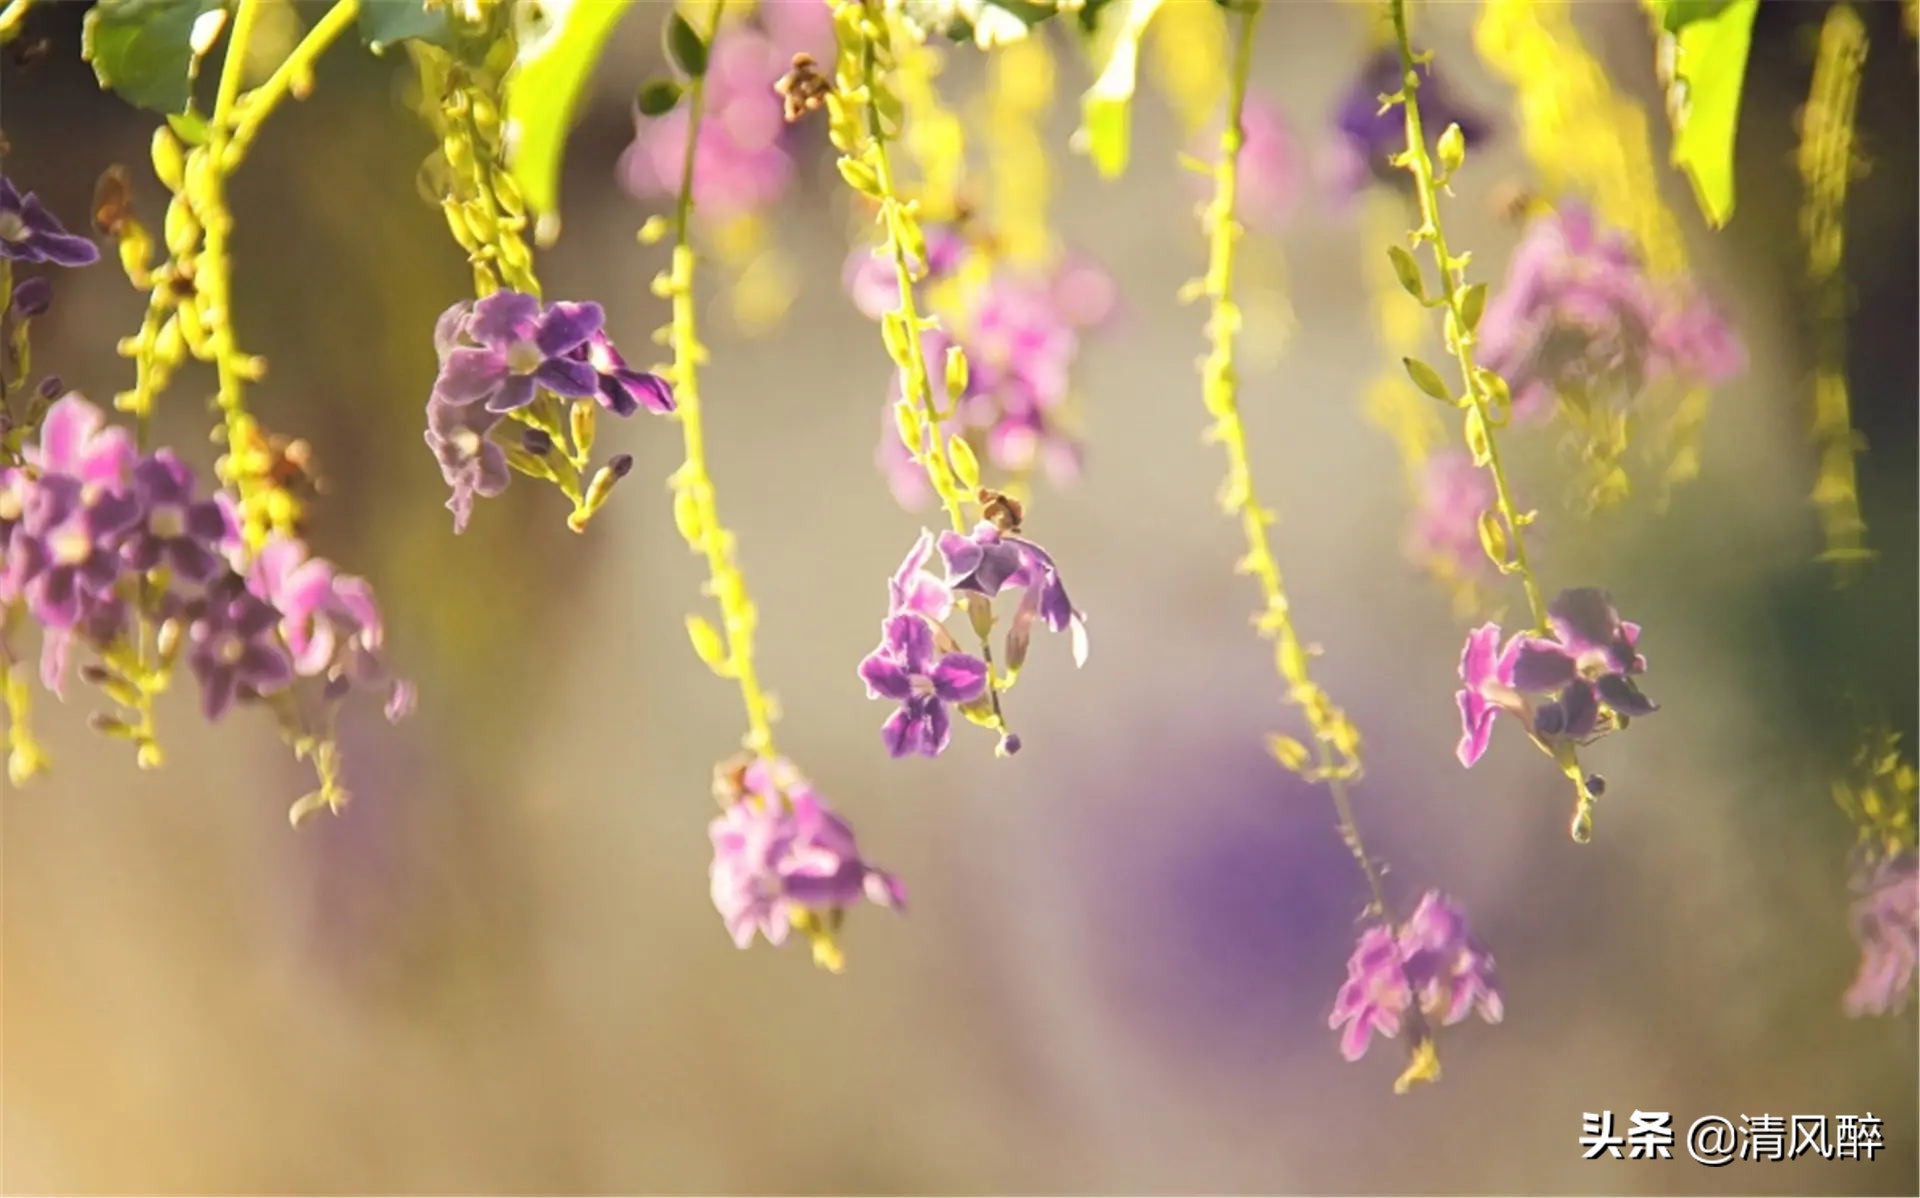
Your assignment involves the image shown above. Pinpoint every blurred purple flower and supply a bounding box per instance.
[621,19,821,220]
[1196,92,1298,231]
[1844,852,1918,1017]
[1327,49,1488,202]
[887,528,954,621]
[24,393,135,487]
[857,612,988,758]
[5,474,138,631]
[186,578,294,720]
[1329,925,1412,1061]
[432,293,601,414]
[1329,891,1502,1062]
[423,396,509,534]
[123,450,227,584]
[845,225,968,321]
[0,174,99,267]
[9,275,52,318]
[709,757,904,950]
[1480,205,1745,417]
[1406,450,1493,580]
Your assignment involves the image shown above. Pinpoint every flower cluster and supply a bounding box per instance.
[424,292,671,533]
[858,498,1086,758]
[1329,49,1488,202]
[3,395,408,752]
[708,754,904,970]
[1329,891,1503,1063]
[1479,205,1745,419]
[1844,851,1918,1018]
[1456,587,1656,768]
[850,228,1116,507]
[619,3,834,220]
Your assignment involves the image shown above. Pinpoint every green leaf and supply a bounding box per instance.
[1403,357,1452,403]
[635,78,682,117]
[166,109,209,146]
[81,0,226,115]
[1075,0,1166,179]
[664,11,706,78]
[1653,0,1734,34]
[1386,245,1426,302]
[356,0,450,53]
[1653,0,1757,228]
[505,0,637,247]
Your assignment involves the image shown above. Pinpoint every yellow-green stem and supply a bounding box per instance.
[1202,1,1383,914]
[666,0,777,756]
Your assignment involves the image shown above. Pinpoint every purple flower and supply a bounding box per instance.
[1407,450,1494,581]
[708,757,904,951]
[185,577,294,720]
[1328,924,1412,1061]
[571,329,674,417]
[1454,621,1519,768]
[24,393,135,487]
[431,293,602,414]
[9,275,52,318]
[938,520,1089,669]
[1328,50,1489,201]
[1844,852,1918,1017]
[5,474,138,631]
[1480,206,1745,417]
[123,451,227,584]
[888,529,955,621]
[1455,588,1656,767]
[1397,891,1504,1027]
[0,174,99,267]
[857,613,988,757]
[424,395,510,534]
[1329,891,1502,1062]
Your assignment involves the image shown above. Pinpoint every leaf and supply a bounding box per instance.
[1456,283,1487,333]
[166,109,209,146]
[664,11,706,78]
[504,0,637,247]
[81,0,226,115]
[635,78,682,117]
[356,0,450,53]
[1074,0,1166,179]
[1653,0,1734,34]
[1386,245,1426,302]
[684,614,729,673]
[1403,356,1452,402]
[1653,0,1757,228]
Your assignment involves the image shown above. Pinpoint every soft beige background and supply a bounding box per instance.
[2,2,1915,1193]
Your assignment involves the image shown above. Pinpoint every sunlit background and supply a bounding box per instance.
[3,1,1916,1193]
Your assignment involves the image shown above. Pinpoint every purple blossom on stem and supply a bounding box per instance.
[423,396,509,534]
[1329,891,1502,1062]
[1844,852,1918,1017]
[845,225,967,320]
[571,329,675,417]
[123,451,227,583]
[5,474,138,631]
[857,613,988,758]
[431,293,602,414]
[938,520,1088,670]
[186,577,295,721]
[1455,588,1656,767]
[0,174,100,267]
[24,392,135,487]
[708,757,904,952]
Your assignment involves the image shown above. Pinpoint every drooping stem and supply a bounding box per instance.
[1389,0,1597,842]
[1199,0,1384,916]
[1387,0,1547,634]
[661,0,777,758]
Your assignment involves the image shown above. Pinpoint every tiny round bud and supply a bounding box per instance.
[37,374,64,400]
[79,664,114,685]
[997,732,1023,757]
[608,452,635,479]
[1585,774,1607,798]
[521,427,554,455]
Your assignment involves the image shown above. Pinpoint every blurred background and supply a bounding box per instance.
[2,1,1915,1193]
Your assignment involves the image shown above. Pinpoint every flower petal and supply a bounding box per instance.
[857,651,913,701]
[435,348,508,405]
[535,301,605,357]
[929,651,988,702]
[1508,637,1577,693]
[468,291,541,347]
